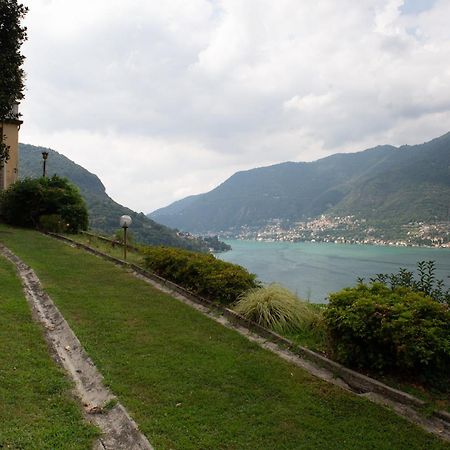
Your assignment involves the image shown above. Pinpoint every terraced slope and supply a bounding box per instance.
[1,225,449,449]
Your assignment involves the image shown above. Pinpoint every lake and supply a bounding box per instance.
[217,240,450,303]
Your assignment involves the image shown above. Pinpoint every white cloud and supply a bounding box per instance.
[375,0,404,35]
[284,93,336,112]
[19,0,450,212]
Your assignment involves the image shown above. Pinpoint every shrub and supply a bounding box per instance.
[38,214,65,233]
[0,175,88,233]
[324,283,450,377]
[234,283,323,333]
[142,246,259,305]
[367,260,450,305]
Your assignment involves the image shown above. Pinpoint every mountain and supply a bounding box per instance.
[19,144,208,251]
[149,133,450,233]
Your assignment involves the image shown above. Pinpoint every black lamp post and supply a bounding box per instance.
[120,215,132,260]
[42,151,49,177]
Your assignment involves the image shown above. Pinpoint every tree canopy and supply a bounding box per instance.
[0,0,28,120]
[0,0,28,165]
[0,175,89,233]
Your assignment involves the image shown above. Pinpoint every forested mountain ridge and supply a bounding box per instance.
[331,134,450,223]
[19,144,209,251]
[149,132,450,233]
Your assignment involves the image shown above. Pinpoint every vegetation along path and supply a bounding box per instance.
[1,225,449,449]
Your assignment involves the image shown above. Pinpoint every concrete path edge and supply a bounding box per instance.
[0,243,153,450]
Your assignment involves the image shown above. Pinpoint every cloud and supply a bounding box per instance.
[284,93,336,112]
[19,0,450,212]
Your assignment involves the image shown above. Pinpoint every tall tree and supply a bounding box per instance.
[0,0,28,165]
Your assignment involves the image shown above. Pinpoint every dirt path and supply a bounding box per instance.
[0,243,153,450]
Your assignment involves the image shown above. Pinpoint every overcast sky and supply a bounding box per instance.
[20,0,450,213]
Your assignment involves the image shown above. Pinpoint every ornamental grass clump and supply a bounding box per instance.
[234,284,322,333]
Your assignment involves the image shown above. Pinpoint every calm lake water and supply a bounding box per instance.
[217,240,450,303]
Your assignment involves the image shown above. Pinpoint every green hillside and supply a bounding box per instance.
[332,134,450,222]
[19,144,208,251]
[150,133,450,233]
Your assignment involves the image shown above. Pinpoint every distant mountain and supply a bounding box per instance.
[19,144,208,251]
[149,132,450,233]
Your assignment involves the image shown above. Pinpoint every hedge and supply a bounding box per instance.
[142,246,259,305]
[324,283,450,379]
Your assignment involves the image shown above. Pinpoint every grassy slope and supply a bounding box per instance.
[70,233,329,352]
[60,233,450,414]
[0,226,449,450]
[67,232,144,266]
[0,242,97,449]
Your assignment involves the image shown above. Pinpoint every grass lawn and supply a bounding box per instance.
[68,232,450,413]
[1,225,449,449]
[0,238,98,449]
[65,232,144,265]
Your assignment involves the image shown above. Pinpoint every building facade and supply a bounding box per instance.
[0,103,22,190]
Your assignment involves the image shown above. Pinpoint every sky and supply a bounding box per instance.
[19,0,450,213]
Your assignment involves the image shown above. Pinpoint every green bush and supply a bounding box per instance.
[367,260,450,305]
[0,176,88,233]
[234,283,323,333]
[324,283,450,377]
[38,214,65,233]
[142,246,259,305]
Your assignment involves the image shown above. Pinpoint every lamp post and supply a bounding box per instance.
[42,151,49,177]
[119,215,132,260]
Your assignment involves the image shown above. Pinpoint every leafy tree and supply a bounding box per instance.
[0,0,28,165]
[0,175,89,233]
[0,139,9,167]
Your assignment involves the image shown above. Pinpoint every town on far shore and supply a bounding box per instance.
[215,215,450,248]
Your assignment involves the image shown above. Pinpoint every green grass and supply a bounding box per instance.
[47,231,450,416]
[63,233,328,353]
[378,375,450,414]
[64,232,144,266]
[0,238,98,449]
[280,303,328,352]
[2,225,449,449]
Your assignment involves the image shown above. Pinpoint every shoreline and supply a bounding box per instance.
[222,237,450,250]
